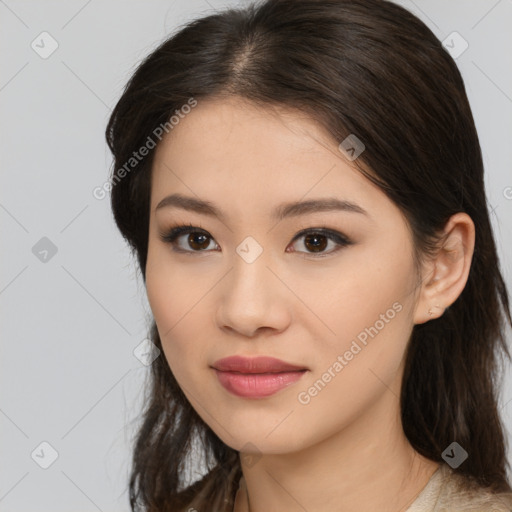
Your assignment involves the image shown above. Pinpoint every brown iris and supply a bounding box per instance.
[187,233,210,250]
[303,233,328,252]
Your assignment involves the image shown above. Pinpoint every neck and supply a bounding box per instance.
[235,374,440,512]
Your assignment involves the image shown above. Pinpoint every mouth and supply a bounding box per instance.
[212,368,308,399]
[211,355,309,398]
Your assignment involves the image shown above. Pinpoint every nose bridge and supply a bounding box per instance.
[216,237,288,335]
[229,236,272,301]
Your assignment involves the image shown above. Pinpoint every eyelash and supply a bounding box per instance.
[158,223,354,258]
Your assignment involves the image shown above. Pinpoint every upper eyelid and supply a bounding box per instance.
[159,224,348,240]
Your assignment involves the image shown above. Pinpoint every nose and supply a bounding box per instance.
[215,255,291,338]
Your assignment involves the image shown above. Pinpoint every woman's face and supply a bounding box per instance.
[145,96,424,454]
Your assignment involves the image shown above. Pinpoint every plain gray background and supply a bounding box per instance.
[1,0,512,510]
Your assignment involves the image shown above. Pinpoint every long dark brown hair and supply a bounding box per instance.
[105,0,512,510]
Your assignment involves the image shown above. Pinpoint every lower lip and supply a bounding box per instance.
[213,369,307,398]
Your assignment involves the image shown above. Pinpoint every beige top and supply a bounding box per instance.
[404,463,512,512]
[234,463,512,512]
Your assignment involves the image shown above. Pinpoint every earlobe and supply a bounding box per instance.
[413,213,475,326]
[427,304,445,317]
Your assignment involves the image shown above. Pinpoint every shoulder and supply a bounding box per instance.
[409,463,512,512]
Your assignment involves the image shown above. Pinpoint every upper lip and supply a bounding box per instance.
[212,355,308,373]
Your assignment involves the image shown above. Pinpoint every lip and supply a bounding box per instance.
[212,355,308,373]
[211,356,308,399]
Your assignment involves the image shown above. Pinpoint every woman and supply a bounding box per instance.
[105,0,512,510]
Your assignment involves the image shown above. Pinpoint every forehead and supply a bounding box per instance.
[149,96,388,223]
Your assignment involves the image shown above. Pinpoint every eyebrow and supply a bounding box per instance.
[155,193,369,221]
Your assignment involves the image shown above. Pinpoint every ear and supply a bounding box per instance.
[413,212,475,325]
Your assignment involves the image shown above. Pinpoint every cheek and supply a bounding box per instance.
[146,243,191,330]
[311,245,415,371]
[295,283,412,438]
[145,250,220,388]
[145,251,195,365]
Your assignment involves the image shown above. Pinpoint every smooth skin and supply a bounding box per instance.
[145,96,475,512]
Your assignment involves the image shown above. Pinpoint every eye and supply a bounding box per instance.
[158,224,353,257]
[159,223,219,255]
[287,227,353,258]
